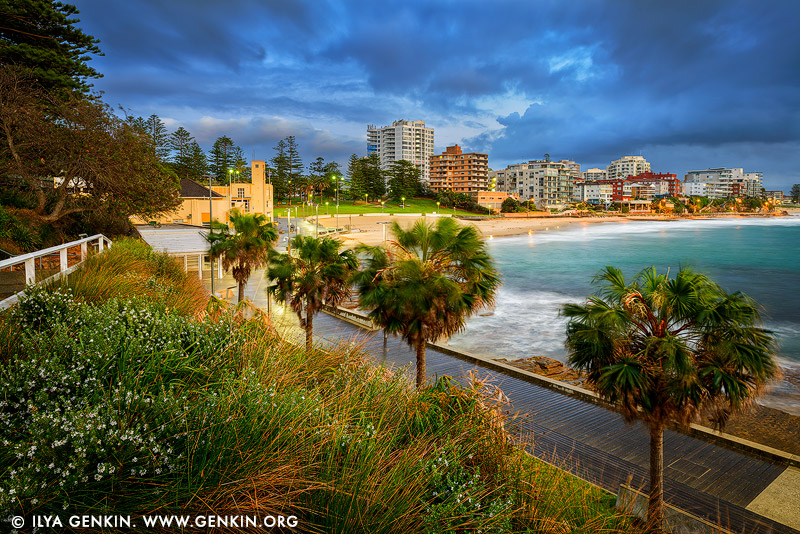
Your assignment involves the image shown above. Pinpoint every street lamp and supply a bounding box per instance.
[325,201,329,215]
[364,193,368,205]
[333,175,340,207]
[436,201,440,213]
[207,174,215,295]
[381,200,385,213]
[401,196,405,209]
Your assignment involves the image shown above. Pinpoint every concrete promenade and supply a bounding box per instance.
[206,270,799,533]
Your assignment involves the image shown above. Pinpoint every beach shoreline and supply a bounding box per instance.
[332,211,792,248]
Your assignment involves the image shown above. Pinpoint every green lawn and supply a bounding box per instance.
[275,198,485,217]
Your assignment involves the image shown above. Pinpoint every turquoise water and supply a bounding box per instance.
[447,216,800,414]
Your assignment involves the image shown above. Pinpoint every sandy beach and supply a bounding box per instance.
[329,212,790,248]
[332,214,633,247]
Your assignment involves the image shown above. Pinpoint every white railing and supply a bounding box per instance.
[0,234,112,310]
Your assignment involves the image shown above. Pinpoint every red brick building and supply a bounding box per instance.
[429,145,489,197]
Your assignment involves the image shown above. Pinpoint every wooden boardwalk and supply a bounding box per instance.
[312,312,798,534]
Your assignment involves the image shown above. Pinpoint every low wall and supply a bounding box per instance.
[616,484,733,534]
[326,305,800,469]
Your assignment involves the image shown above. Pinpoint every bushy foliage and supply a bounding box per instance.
[0,245,641,533]
[435,191,492,215]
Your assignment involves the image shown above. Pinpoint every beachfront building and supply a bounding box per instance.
[683,168,763,198]
[607,155,650,180]
[138,161,274,227]
[491,157,581,209]
[367,120,435,184]
[580,181,614,205]
[429,145,489,197]
[580,172,679,204]
[764,190,784,204]
[581,168,607,181]
[477,191,519,212]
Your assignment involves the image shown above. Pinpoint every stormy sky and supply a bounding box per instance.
[72,0,799,189]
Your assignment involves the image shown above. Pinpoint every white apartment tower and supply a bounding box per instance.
[607,156,651,180]
[367,120,435,183]
[683,168,763,198]
[491,157,581,208]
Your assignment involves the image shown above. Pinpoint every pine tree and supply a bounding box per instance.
[146,115,170,161]
[364,153,386,200]
[271,138,289,200]
[387,160,421,201]
[187,141,208,180]
[348,154,366,200]
[0,0,102,94]
[208,135,235,184]
[169,127,194,179]
[286,135,303,198]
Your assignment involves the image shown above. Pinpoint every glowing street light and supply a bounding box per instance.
[401,196,405,209]
[436,201,440,213]
[325,201,329,215]
[381,200,385,213]
[332,175,340,207]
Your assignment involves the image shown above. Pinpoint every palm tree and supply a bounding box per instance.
[206,209,277,303]
[353,218,501,387]
[563,266,777,529]
[268,235,357,350]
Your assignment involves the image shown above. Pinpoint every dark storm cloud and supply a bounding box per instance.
[72,0,800,186]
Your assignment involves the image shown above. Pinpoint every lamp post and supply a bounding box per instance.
[381,200,385,213]
[315,204,319,237]
[436,201,440,214]
[401,196,405,209]
[207,174,215,295]
[333,175,340,207]
[325,201,329,215]
[364,193,368,205]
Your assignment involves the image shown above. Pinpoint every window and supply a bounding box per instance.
[237,188,245,198]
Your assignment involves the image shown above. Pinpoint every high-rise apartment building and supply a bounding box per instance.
[367,120,435,183]
[429,145,489,197]
[607,156,651,180]
[490,157,581,208]
[581,168,607,181]
[683,168,762,198]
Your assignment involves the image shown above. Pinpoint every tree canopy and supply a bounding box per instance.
[268,235,357,350]
[563,265,777,528]
[0,0,102,93]
[354,218,501,387]
[0,66,180,225]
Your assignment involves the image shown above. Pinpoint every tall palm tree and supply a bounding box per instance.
[206,209,277,303]
[353,218,501,387]
[268,235,357,350]
[563,266,777,529]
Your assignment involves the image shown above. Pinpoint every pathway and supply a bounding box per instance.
[205,272,799,533]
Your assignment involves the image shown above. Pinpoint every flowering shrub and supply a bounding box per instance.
[0,288,236,516]
[423,443,514,534]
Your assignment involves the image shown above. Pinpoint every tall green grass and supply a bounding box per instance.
[44,238,208,316]
[0,244,643,533]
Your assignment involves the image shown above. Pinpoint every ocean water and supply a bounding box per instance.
[447,216,800,414]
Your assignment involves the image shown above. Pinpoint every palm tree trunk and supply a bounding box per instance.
[238,279,245,303]
[648,422,665,530]
[415,338,426,388]
[305,304,313,352]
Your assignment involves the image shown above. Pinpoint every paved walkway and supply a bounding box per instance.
[204,271,798,533]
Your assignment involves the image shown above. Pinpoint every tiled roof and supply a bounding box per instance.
[180,178,223,198]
